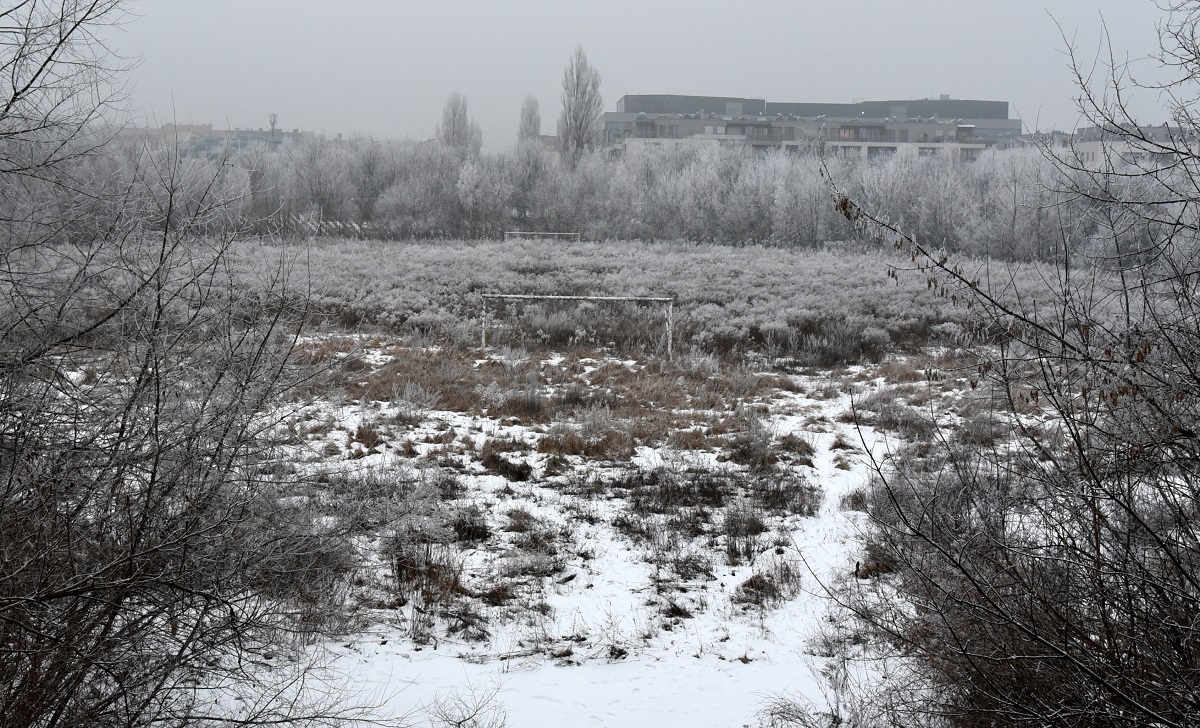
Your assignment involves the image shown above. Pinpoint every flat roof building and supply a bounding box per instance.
[603,94,1024,160]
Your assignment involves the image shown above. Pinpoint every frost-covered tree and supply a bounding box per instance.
[518,94,542,143]
[510,137,549,223]
[233,141,285,227]
[437,92,483,155]
[456,155,514,237]
[376,142,463,236]
[347,134,397,222]
[557,46,603,169]
[281,133,352,223]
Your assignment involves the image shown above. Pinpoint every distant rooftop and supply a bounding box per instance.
[615,94,1011,121]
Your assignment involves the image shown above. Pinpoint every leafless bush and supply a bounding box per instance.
[450,504,492,542]
[723,414,778,472]
[622,467,730,514]
[872,402,935,440]
[827,6,1200,722]
[671,552,715,581]
[8,174,342,725]
[722,504,768,565]
[751,471,822,516]
[480,448,533,481]
[537,418,634,461]
[0,3,388,723]
[423,681,508,728]
[325,463,459,530]
[953,411,1004,446]
[732,558,802,607]
[392,380,442,423]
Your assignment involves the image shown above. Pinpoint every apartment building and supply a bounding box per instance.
[604,94,1023,160]
[1070,123,1190,168]
[150,123,314,158]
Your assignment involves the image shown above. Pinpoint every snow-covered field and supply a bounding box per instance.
[274,341,970,726]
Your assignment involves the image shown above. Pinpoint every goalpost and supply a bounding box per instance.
[503,231,582,242]
[479,293,675,359]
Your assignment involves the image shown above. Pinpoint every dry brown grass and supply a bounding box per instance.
[301,340,875,476]
[875,358,928,384]
[479,448,533,481]
[502,508,539,533]
[840,488,869,511]
[537,423,635,461]
[480,435,529,457]
[387,541,465,605]
[666,427,711,451]
[353,423,386,449]
[350,347,491,412]
[778,432,816,458]
[293,336,368,364]
[830,433,859,451]
[326,344,810,448]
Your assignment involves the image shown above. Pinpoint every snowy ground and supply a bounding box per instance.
[274,342,964,727]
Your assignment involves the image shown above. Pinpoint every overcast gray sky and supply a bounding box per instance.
[114,1,1169,149]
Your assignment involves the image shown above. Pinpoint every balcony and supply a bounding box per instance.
[832,128,907,144]
[746,131,794,144]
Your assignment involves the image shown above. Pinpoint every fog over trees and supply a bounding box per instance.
[436,92,483,156]
[518,95,542,143]
[82,42,1094,257]
[138,136,1073,260]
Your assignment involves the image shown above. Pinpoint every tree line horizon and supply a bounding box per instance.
[67,45,1101,261]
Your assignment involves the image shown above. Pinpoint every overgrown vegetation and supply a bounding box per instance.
[9,0,1196,725]
[812,5,1200,725]
[237,238,1060,364]
[0,3,359,725]
[149,114,1080,259]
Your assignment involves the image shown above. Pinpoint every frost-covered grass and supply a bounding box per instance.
[261,337,1018,726]
[237,238,1060,365]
